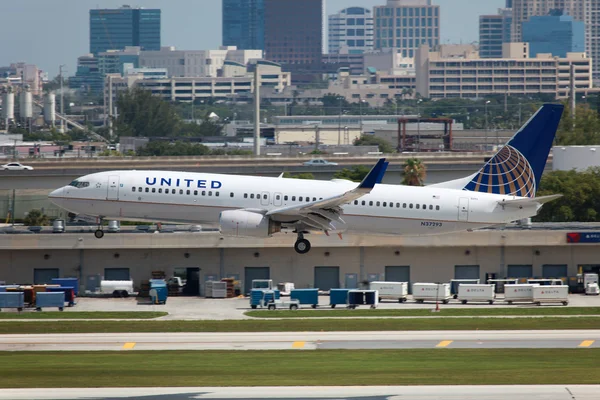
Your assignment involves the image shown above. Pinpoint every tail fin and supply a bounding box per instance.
[432,103,564,198]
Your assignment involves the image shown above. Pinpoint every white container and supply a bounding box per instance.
[369,281,408,303]
[205,281,213,298]
[100,280,134,296]
[458,284,496,304]
[412,283,451,304]
[504,284,539,304]
[211,281,227,298]
[532,285,569,305]
[277,282,295,296]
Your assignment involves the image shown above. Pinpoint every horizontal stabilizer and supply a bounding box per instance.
[498,194,563,208]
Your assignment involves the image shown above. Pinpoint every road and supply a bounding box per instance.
[1,331,599,351]
[0,386,597,400]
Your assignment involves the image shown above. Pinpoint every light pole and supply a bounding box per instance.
[338,96,344,146]
[485,100,491,150]
[416,99,423,152]
[359,99,366,134]
[59,64,66,133]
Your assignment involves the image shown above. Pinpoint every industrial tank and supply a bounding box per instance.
[1,88,14,120]
[19,87,33,119]
[43,92,56,124]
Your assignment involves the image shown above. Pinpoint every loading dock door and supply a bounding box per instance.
[345,273,358,289]
[507,265,533,280]
[104,268,130,281]
[244,267,270,295]
[314,267,340,291]
[385,266,411,293]
[453,265,481,294]
[34,268,59,284]
[542,265,568,278]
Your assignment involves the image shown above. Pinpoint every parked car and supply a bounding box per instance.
[303,158,338,166]
[0,162,33,171]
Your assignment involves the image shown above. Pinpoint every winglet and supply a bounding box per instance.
[358,158,387,189]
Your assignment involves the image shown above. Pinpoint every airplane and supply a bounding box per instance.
[49,103,564,255]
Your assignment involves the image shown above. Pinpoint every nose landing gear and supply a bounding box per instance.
[94,217,105,239]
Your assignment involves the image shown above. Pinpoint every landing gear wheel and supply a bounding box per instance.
[294,238,311,254]
[94,229,104,239]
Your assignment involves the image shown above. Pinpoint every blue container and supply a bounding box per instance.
[250,289,280,308]
[35,292,65,311]
[348,290,378,308]
[46,286,75,307]
[51,278,79,296]
[0,292,25,310]
[290,289,319,307]
[0,287,6,293]
[149,279,168,304]
[329,289,349,308]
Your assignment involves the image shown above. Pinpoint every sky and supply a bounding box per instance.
[0,0,504,77]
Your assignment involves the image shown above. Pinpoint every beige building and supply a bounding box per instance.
[415,42,592,99]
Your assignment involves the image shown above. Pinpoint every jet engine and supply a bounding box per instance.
[219,210,281,238]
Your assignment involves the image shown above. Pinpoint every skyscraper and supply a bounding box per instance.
[89,5,161,55]
[479,8,513,58]
[523,14,585,56]
[373,0,440,58]
[222,0,265,50]
[264,0,323,65]
[328,7,374,54]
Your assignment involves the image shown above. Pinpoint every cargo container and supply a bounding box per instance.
[46,286,75,307]
[329,288,350,308]
[290,289,319,308]
[348,290,379,309]
[369,281,408,303]
[412,283,451,304]
[457,284,496,304]
[503,284,539,304]
[51,278,79,296]
[149,279,168,304]
[205,281,227,298]
[35,292,65,311]
[532,285,569,306]
[0,292,24,311]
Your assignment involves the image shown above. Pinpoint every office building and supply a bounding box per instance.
[264,0,323,65]
[373,0,440,58]
[90,5,161,54]
[222,0,265,50]
[69,55,103,94]
[328,7,374,54]
[415,43,592,99]
[523,15,585,56]
[98,47,141,76]
[480,8,513,58]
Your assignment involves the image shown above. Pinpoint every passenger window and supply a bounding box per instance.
[299,197,303,201]
[256,194,260,199]
[369,201,373,206]
[159,189,162,193]
[276,195,280,200]
[187,190,191,195]
[312,197,316,201]
[362,201,366,206]
[376,201,380,207]
[216,192,220,197]
[145,188,149,193]
[244,193,248,198]
[403,203,407,208]
[307,198,310,202]
[137,187,142,192]
[390,203,393,208]
[416,204,420,209]
[396,203,400,208]
[263,194,267,200]
[409,203,413,209]
[354,200,358,205]
[383,202,387,207]
[132,187,136,192]
[250,194,255,199]
[230,192,234,198]
[429,205,433,210]
[292,196,296,201]
[423,204,426,209]
[436,205,440,211]
[152,188,156,193]
[180,190,184,195]
[284,195,288,201]
[194,190,198,195]
[202,191,206,196]
[209,191,213,196]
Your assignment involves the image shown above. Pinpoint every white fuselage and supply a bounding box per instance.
[49,170,539,237]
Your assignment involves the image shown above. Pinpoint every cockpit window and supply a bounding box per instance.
[68,180,90,188]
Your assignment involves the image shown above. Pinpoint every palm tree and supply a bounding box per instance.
[402,158,426,186]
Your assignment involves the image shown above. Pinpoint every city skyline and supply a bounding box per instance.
[0,0,503,77]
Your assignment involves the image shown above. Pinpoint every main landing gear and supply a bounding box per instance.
[94,217,105,239]
[294,233,311,254]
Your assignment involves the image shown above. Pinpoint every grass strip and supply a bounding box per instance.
[246,307,600,318]
[0,312,168,320]
[0,349,599,388]
[1,317,600,334]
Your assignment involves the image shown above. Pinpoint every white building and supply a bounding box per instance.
[139,46,263,78]
[328,7,374,54]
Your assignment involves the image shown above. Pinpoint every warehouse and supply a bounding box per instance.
[0,224,599,296]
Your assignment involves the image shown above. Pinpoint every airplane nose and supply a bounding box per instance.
[48,187,64,207]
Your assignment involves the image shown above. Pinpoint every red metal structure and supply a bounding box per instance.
[398,117,454,152]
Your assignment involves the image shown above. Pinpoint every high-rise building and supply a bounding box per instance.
[264,0,323,65]
[222,0,265,50]
[373,0,440,58]
[479,8,513,58]
[523,15,585,56]
[89,5,161,55]
[328,7,374,54]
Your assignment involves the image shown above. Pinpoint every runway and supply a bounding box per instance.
[0,386,598,400]
[1,330,599,351]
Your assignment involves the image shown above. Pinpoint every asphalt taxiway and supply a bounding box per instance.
[1,330,598,351]
[0,385,598,400]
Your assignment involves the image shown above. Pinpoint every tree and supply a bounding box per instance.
[24,210,49,226]
[282,172,315,179]
[402,158,426,186]
[555,102,600,146]
[333,165,371,182]
[354,135,396,154]
[114,88,181,138]
[136,141,211,156]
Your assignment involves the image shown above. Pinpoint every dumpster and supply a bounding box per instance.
[348,289,379,309]
[35,292,65,311]
[329,289,349,308]
[290,289,319,308]
[46,286,75,307]
[412,283,451,304]
[250,289,280,309]
[532,285,569,306]
[51,278,80,296]
[369,281,408,303]
[457,284,496,304]
[149,279,168,304]
[0,292,24,311]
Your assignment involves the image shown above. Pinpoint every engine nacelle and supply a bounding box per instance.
[219,210,281,238]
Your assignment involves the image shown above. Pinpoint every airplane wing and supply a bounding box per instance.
[498,194,563,209]
[265,158,388,232]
